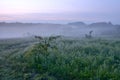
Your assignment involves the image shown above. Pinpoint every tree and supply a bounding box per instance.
[85,30,93,39]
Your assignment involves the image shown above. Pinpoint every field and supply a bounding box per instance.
[0,37,120,80]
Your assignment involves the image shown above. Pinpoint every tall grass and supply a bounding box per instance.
[0,37,120,80]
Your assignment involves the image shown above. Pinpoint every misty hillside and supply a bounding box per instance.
[0,22,120,38]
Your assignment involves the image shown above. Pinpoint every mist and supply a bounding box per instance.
[0,22,120,39]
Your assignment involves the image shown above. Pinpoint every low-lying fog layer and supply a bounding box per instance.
[0,22,120,39]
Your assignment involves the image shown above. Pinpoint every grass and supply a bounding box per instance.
[0,37,120,80]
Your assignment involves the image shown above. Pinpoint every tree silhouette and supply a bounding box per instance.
[85,30,93,39]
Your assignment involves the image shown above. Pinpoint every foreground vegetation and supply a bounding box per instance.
[0,37,120,80]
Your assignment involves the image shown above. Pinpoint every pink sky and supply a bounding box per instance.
[0,0,120,23]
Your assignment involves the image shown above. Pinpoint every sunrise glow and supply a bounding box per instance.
[0,0,120,23]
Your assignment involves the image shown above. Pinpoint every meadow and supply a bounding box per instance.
[0,37,120,80]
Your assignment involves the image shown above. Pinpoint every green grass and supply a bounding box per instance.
[0,37,120,80]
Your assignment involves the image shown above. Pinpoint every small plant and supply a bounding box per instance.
[34,35,61,52]
[85,30,93,39]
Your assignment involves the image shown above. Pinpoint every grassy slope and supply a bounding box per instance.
[0,37,120,80]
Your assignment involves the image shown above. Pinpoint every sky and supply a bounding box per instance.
[0,0,120,24]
